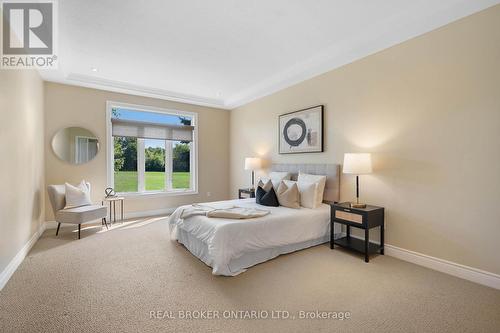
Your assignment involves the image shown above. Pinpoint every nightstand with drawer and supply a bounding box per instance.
[330,203,385,262]
[238,188,255,199]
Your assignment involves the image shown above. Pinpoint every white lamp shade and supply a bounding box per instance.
[244,157,262,170]
[343,153,372,174]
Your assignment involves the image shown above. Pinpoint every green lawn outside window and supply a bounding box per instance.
[114,171,190,193]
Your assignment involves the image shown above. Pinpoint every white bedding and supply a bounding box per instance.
[168,198,330,276]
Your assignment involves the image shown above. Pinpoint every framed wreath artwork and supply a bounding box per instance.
[279,105,324,154]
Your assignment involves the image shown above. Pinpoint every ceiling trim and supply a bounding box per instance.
[40,0,499,111]
[47,74,228,109]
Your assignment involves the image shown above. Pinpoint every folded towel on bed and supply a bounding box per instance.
[180,204,270,219]
[207,207,270,219]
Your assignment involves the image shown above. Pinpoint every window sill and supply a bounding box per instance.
[116,190,198,198]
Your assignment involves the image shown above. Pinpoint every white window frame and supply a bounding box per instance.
[74,135,97,164]
[106,101,198,197]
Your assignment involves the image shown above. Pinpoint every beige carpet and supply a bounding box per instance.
[1,217,499,333]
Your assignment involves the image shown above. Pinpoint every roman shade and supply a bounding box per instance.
[111,118,194,142]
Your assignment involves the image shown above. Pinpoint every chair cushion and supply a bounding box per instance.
[48,182,92,213]
[56,205,107,224]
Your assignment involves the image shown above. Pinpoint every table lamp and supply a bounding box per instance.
[343,153,372,208]
[244,157,262,190]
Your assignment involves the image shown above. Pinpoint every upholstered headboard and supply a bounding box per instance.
[270,164,340,203]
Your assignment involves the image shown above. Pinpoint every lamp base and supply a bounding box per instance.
[350,202,367,208]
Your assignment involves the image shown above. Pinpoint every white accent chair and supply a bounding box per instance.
[47,183,108,239]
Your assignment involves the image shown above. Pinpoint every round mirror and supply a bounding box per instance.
[51,127,99,164]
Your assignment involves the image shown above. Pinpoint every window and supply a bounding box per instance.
[106,102,197,196]
[75,136,99,164]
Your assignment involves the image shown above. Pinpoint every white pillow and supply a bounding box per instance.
[283,180,318,209]
[269,172,291,181]
[297,173,327,208]
[259,172,291,190]
[64,181,92,209]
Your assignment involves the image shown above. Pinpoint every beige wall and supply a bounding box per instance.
[230,6,500,274]
[0,69,45,273]
[44,83,230,220]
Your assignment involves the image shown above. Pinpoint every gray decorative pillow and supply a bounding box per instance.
[257,179,273,192]
[276,181,300,209]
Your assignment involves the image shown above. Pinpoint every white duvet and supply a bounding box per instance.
[168,198,330,275]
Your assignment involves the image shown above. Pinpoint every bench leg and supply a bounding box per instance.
[78,224,81,239]
[56,223,61,236]
[103,217,109,230]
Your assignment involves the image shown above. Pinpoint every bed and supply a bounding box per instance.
[168,163,341,276]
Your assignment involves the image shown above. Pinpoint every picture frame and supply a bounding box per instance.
[278,105,324,154]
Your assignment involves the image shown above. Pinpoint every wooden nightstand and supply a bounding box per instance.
[330,202,384,262]
[238,188,255,199]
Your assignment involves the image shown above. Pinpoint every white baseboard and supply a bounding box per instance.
[384,244,500,290]
[6,217,499,292]
[338,233,500,290]
[0,222,46,291]
[45,207,176,229]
